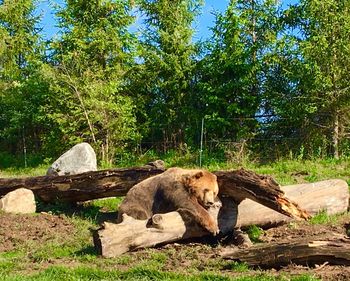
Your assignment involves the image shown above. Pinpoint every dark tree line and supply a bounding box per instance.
[0,0,349,167]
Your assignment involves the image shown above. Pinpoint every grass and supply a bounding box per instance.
[0,157,349,280]
[246,225,264,243]
[0,265,322,281]
[308,210,343,225]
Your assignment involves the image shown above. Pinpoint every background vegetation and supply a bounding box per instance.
[1,0,350,168]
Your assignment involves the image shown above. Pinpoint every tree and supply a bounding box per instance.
[265,0,350,159]
[0,0,47,165]
[136,0,202,149]
[47,0,139,164]
[196,0,281,149]
[298,0,350,158]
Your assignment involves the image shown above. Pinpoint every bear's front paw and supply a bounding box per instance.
[207,221,220,236]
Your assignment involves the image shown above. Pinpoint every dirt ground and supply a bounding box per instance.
[0,211,349,280]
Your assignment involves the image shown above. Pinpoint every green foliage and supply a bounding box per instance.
[0,0,51,161]
[134,0,203,148]
[196,0,281,143]
[246,225,264,243]
[43,0,139,164]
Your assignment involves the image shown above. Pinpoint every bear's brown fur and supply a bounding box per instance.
[117,167,219,235]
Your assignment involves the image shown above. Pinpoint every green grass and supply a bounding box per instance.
[246,225,264,243]
[0,265,322,281]
[308,210,343,225]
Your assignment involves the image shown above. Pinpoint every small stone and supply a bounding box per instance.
[0,188,36,214]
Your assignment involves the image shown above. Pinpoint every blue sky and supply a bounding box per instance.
[38,0,298,41]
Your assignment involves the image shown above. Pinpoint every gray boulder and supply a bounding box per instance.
[47,142,97,176]
[0,188,36,214]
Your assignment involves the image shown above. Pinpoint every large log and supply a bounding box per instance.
[0,167,309,221]
[94,199,231,257]
[0,166,164,202]
[237,179,349,228]
[220,237,350,267]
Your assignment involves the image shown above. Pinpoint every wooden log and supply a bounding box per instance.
[215,169,310,220]
[94,198,233,257]
[220,237,350,267]
[0,166,164,202]
[237,179,349,228]
[0,167,309,222]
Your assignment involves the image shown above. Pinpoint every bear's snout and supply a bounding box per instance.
[205,200,214,206]
[203,191,216,208]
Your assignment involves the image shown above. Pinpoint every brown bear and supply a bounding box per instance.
[117,167,219,235]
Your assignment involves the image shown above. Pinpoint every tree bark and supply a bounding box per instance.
[0,167,309,220]
[220,237,350,267]
[0,166,165,202]
[94,199,231,257]
[214,169,310,220]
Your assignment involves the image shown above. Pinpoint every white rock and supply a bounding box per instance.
[0,188,36,214]
[47,142,97,176]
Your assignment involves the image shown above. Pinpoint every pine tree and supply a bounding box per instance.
[47,0,139,164]
[197,0,280,143]
[0,0,46,163]
[136,0,202,149]
[268,0,350,158]
[299,0,350,158]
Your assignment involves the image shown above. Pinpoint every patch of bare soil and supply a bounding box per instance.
[0,212,74,252]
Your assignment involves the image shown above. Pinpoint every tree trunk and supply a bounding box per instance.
[214,169,310,220]
[0,166,165,203]
[94,198,230,257]
[332,109,340,159]
[220,237,350,267]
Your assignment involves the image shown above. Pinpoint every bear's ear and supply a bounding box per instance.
[193,171,204,179]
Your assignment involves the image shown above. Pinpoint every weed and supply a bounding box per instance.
[246,225,264,243]
[223,261,249,272]
[309,210,340,225]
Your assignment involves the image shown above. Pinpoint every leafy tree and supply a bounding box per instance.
[265,0,350,158]
[135,0,202,149]
[47,0,139,164]
[0,0,47,165]
[298,0,350,158]
[197,0,281,144]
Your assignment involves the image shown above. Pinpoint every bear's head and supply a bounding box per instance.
[183,170,219,208]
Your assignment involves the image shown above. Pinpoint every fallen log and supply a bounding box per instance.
[220,237,350,267]
[0,167,309,221]
[237,179,349,228]
[94,199,230,257]
[0,166,164,202]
